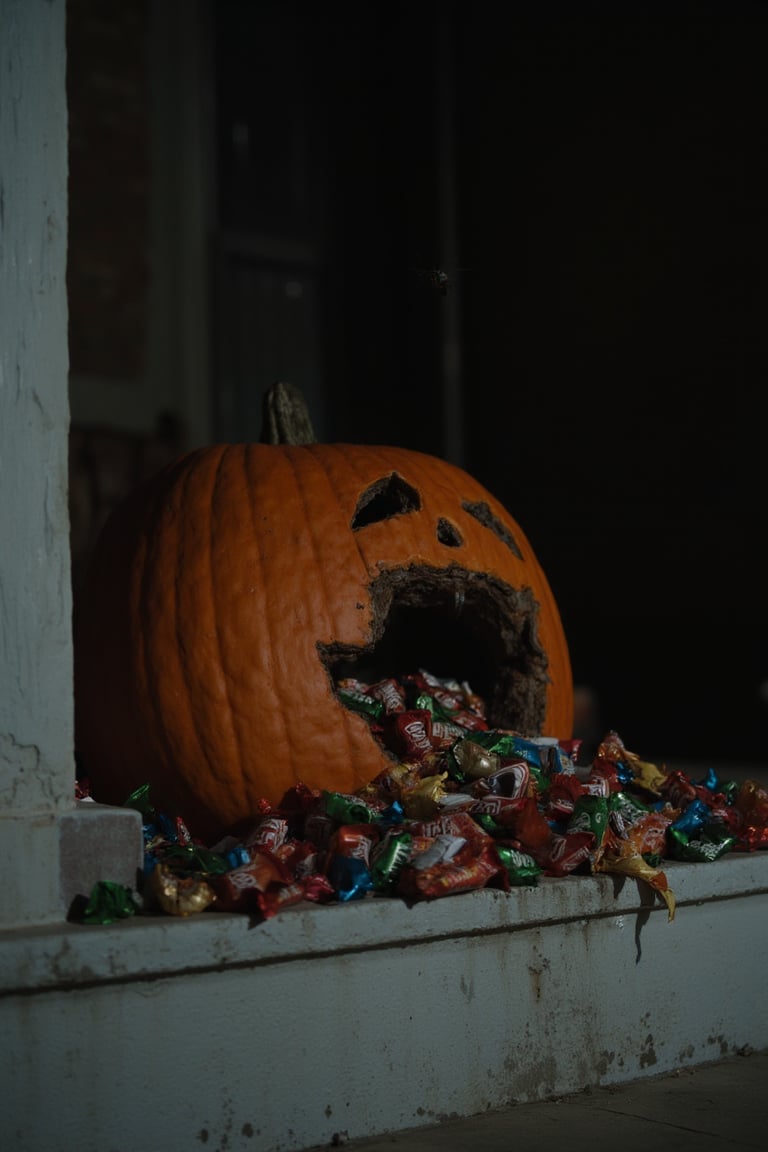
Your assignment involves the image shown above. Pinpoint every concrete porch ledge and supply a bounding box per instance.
[2,852,768,1152]
[2,850,768,993]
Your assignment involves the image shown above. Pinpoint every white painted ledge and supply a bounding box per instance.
[2,852,768,1152]
[2,851,768,994]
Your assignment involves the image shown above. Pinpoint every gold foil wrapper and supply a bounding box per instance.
[401,772,449,820]
[146,861,217,916]
[595,850,676,921]
[453,738,499,779]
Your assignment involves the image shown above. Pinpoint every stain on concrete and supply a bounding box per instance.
[639,1033,657,1068]
[595,1050,616,1076]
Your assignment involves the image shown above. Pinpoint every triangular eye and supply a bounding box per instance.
[352,473,421,529]
[463,500,523,559]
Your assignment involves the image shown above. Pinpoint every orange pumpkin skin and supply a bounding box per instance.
[74,442,573,842]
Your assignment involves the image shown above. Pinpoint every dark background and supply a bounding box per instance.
[68,0,768,764]
[456,0,768,762]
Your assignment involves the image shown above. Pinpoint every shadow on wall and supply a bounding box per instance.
[68,413,183,601]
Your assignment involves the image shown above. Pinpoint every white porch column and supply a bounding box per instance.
[0,0,73,927]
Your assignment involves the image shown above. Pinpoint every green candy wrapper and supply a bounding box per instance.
[568,794,608,853]
[322,790,380,824]
[496,845,542,886]
[125,782,156,819]
[666,825,736,862]
[161,844,230,874]
[337,688,384,721]
[80,880,139,924]
[370,830,414,892]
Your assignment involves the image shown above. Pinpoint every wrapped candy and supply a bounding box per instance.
[400,772,449,820]
[145,861,216,916]
[78,880,139,924]
[397,838,509,902]
[370,830,414,893]
[207,849,291,913]
[74,669,768,927]
[594,848,676,922]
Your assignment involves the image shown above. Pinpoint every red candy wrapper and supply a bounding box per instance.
[732,780,768,850]
[208,849,293,913]
[408,809,488,843]
[274,838,320,878]
[537,830,595,877]
[385,709,436,761]
[397,840,509,901]
[302,872,336,902]
[326,823,380,868]
[245,816,289,851]
[469,793,527,827]
[546,772,585,819]
[257,880,306,919]
[367,676,407,715]
[75,777,92,801]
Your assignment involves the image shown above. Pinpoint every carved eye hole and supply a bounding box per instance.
[352,473,421,529]
[463,500,523,559]
[437,518,463,547]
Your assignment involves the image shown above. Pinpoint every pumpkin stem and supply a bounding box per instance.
[260,381,317,446]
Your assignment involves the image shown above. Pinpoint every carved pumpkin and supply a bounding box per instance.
[74,384,573,842]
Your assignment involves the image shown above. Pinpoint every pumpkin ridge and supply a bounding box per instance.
[142,463,197,794]
[284,444,367,776]
[178,447,239,808]
[241,441,294,802]
[307,442,371,571]
[184,444,245,815]
[210,444,252,809]
[221,440,280,811]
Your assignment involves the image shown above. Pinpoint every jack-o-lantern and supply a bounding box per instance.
[74,383,573,842]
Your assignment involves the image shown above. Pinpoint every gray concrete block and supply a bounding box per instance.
[59,801,144,917]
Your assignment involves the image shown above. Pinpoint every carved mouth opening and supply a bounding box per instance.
[319,567,550,734]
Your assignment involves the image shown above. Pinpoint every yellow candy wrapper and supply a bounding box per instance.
[595,850,676,921]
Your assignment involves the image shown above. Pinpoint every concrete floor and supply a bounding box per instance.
[340,1047,768,1152]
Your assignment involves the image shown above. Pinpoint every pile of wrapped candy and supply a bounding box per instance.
[75,667,768,926]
